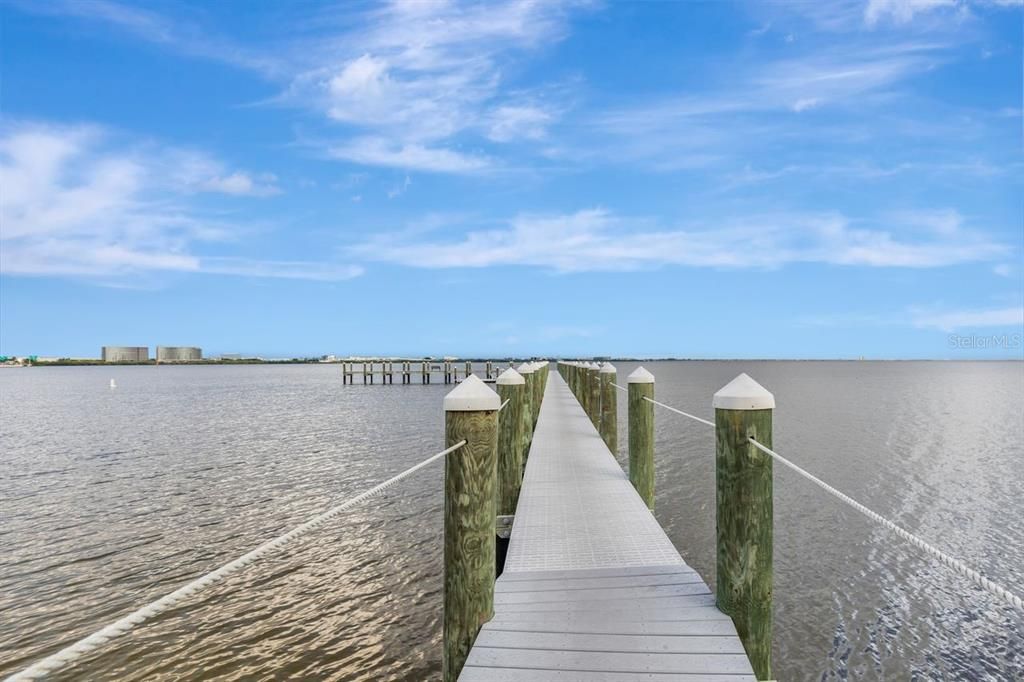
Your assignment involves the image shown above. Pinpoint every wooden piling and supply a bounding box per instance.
[599,363,618,454]
[587,362,601,428]
[714,373,774,681]
[516,362,536,451]
[443,375,500,682]
[627,366,655,509]
[496,368,526,515]
[529,362,543,430]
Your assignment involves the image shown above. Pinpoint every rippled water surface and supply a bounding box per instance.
[2,362,1022,680]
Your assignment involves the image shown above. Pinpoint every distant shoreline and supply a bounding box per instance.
[16,357,1023,367]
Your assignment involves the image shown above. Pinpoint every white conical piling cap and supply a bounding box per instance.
[628,366,655,384]
[600,362,616,374]
[444,374,501,411]
[516,362,536,374]
[713,373,775,410]
[496,367,525,385]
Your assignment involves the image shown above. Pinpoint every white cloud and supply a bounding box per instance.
[911,305,1024,331]
[865,0,959,25]
[488,105,553,142]
[993,263,1014,277]
[346,207,1007,272]
[792,97,822,112]
[199,172,280,197]
[284,0,579,170]
[163,150,280,196]
[200,258,364,281]
[387,175,412,199]
[8,0,578,173]
[0,122,356,282]
[584,42,945,170]
[328,137,490,173]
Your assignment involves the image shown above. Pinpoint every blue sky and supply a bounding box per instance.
[1,0,1021,359]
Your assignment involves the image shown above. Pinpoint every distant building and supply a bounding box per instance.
[102,346,149,362]
[156,346,202,362]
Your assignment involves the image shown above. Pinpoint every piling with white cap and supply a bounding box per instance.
[713,373,774,681]
[443,374,500,682]
[578,362,590,418]
[496,368,527,515]
[516,362,537,455]
[584,362,599,429]
[598,363,618,454]
[627,366,656,509]
[529,362,544,428]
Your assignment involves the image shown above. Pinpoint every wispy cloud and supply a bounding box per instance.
[327,137,491,174]
[5,0,284,75]
[911,305,1024,331]
[580,40,950,172]
[201,258,363,281]
[0,121,357,281]
[799,302,1024,331]
[345,207,1007,272]
[283,0,583,171]
[865,0,961,26]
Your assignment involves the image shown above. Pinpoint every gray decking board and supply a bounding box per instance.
[460,671,756,682]
[459,371,755,681]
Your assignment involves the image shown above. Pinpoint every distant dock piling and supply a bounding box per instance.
[587,362,601,428]
[599,362,617,454]
[516,362,537,454]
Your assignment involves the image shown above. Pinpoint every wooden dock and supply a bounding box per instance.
[459,370,758,681]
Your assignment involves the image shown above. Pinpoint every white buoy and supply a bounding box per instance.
[109,379,117,389]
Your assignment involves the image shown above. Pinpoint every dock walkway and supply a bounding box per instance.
[460,371,757,681]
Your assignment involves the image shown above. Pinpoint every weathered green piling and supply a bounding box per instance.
[627,366,655,509]
[530,362,544,429]
[599,362,618,454]
[579,362,590,417]
[516,362,537,453]
[496,368,526,515]
[587,362,601,428]
[443,375,500,682]
[714,373,774,682]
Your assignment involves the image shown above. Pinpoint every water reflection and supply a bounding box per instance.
[1,362,1021,680]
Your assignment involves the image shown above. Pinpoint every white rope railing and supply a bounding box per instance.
[647,395,1024,612]
[610,382,628,392]
[6,440,468,681]
[746,437,1023,611]
[643,396,715,427]
[498,398,510,412]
